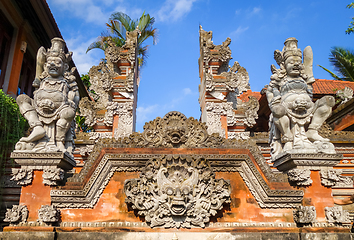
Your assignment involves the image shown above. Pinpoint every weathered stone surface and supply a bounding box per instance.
[0,232,55,240]
[55,232,301,240]
[300,233,352,240]
[1,232,353,240]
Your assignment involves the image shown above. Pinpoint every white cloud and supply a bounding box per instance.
[48,0,123,25]
[183,88,192,95]
[136,104,158,123]
[230,26,249,39]
[157,0,198,22]
[65,36,104,74]
[251,7,261,15]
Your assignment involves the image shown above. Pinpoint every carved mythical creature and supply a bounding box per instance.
[267,38,336,159]
[124,155,231,228]
[14,38,79,155]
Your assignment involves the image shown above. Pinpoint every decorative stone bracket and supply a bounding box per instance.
[293,206,316,225]
[320,168,353,187]
[10,152,75,186]
[3,205,28,225]
[38,205,60,224]
[287,169,312,186]
[325,206,351,224]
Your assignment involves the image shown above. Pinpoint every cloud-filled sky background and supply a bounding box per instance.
[47,0,353,132]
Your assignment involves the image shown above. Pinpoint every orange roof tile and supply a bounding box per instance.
[238,90,261,102]
[313,79,354,95]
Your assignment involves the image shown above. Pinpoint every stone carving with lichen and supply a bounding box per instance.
[124,155,231,228]
[267,38,336,160]
[14,38,79,156]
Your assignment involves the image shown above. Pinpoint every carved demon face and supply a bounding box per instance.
[285,56,303,78]
[124,156,231,228]
[44,56,67,78]
[157,165,198,215]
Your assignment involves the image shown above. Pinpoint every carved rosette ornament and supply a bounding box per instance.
[4,205,28,224]
[287,169,312,186]
[38,205,60,223]
[325,206,350,224]
[124,155,231,228]
[293,206,316,224]
[267,37,336,160]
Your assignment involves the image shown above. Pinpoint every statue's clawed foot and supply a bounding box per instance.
[306,129,329,142]
[19,126,46,143]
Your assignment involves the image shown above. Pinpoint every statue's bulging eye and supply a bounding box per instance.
[166,187,174,195]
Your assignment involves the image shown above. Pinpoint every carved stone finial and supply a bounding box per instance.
[4,205,28,224]
[124,155,231,228]
[38,205,60,223]
[14,37,79,156]
[293,206,316,224]
[325,206,350,224]
[267,37,336,161]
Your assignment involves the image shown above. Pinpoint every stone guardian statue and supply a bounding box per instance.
[14,38,79,154]
[267,38,336,160]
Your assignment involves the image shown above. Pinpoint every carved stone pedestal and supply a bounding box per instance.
[10,152,76,186]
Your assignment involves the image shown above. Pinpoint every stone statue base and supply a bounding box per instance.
[273,153,342,172]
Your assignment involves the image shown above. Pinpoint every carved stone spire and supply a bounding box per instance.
[79,29,139,141]
[198,26,258,139]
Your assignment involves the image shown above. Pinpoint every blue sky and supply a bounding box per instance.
[47,0,353,132]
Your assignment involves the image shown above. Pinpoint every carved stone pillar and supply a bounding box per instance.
[198,26,259,139]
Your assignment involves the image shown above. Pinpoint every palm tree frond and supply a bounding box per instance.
[87,11,157,67]
[318,65,342,80]
[329,47,354,81]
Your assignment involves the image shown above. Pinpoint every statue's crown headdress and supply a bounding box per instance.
[282,37,302,60]
[47,38,72,62]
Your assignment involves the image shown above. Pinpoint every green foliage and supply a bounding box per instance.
[86,11,158,66]
[318,47,354,81]
[75,115,93,133]
[346,2,354,34]
[0,90,28,164]
[81,73,91,89]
